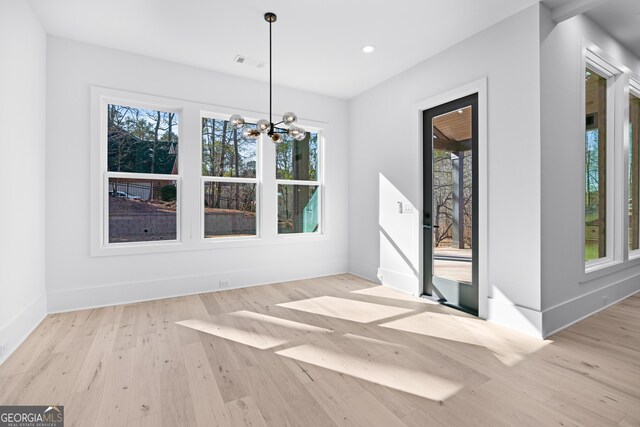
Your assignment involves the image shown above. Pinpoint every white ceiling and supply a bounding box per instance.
[27,0,540,99]
[26,0,640,99]
[585,0,640,59]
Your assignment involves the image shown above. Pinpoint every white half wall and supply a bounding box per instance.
[0,0,47,364]
[348,5,543,335]
[45,37,349,312]
[540,8,640,336]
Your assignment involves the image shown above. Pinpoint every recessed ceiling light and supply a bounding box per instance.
[362,45,375,53]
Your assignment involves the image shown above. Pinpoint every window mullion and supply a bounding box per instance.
[276,179,320,186]
[203,176,258,184]
[262,134,278,239]
[106,171,179,181]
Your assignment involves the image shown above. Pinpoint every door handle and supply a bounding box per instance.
[423,224,439,230]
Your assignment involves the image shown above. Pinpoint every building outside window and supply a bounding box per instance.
[105,103,180,244]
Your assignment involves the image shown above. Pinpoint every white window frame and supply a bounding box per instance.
[275,129,324,236]
[200,112,262,241]
[98,95,183,250]
[628,79,640,260]
[582,50,620,275]
[90,87,328,256]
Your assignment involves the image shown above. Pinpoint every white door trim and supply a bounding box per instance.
[415,77,488,319]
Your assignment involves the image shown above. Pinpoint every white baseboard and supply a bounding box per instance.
[377,267,420,296]
[0,292,47,365]
[352,263,546,338]
[487,297,543,338]
[347,260,379,283]
[542,272,640,338]
[47,259,348,313]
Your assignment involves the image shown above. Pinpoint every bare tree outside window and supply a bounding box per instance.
[106,104,179,244]
[276,131,320,234]
[584,68,607,261]
[202,117,258,238]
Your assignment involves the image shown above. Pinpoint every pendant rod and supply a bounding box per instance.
[269,18,273,131]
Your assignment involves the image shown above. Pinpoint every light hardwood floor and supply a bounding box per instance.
[0,274,639,426]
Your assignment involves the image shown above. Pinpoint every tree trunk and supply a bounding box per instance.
[206,119,215,176]
[169,112,178,175]
[292,133,311,232]
[215,120,228,208]
[208,120,215,207]
[151,111,160,174]
[148,111,161,200]
[234,128,240,209]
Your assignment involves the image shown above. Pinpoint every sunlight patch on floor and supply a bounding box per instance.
[342,333,406,351]
[276,343,462,401]
[453,316,552,367]
[379,311,482,347]
[228,310,332,334]
[277,296,413,323]
[350,286,438,304]
[176,319,288,350]
[379,311,553,367]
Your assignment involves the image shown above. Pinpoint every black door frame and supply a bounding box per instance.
[422,93,479,315]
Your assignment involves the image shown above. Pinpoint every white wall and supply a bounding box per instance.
[348,5,544,335]
[0,0,47,363]
[45,37,349,312]
[540,9,640,336]
[8,0,634,350]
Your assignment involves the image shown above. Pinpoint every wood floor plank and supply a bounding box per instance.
[72,307,123,393]
[126,333,162,422]
[180,341,231,427]
[64,386,104,427]
[226,396,268,427]
[93,348,136,426]
[113,304,139,352]
[0,274,638,426]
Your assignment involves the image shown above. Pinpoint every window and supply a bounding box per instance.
[276,130,321,234]
[202,116,258,238]
[629,87,640,252]
[105,104,180,244]
[93,88,326,255]
[584,66,610,262]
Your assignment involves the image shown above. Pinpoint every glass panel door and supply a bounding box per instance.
[423,94,478,315]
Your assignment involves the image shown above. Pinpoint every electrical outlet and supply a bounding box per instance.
[219,280,230,288]
[602,295,608,306]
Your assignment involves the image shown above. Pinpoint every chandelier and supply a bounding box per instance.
[229,12,306,144]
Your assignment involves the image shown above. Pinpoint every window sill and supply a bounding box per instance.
[91,241,185,257]
[90,233,328,257]
[629,250,640,261]
[277,232,325,239]
[581,256,640,283]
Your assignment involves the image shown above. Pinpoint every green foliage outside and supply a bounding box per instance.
[276,132,319,180]
[161,184,177,202]
[107,104,178,175]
